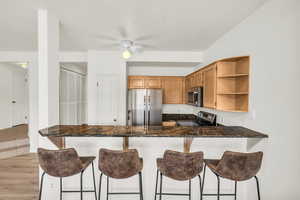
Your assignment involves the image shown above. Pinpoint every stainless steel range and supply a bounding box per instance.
[176,111,217,127]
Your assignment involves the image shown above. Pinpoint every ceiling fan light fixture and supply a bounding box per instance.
[122,49,132,59]
[16,62,28,69]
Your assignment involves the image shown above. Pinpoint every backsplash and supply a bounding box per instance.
[163,104,252,126]
[162,104,194,114]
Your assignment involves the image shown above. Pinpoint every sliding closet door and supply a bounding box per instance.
[60,69,86,125]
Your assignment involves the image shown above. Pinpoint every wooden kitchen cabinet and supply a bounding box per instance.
[145,77,162,88]
[161,77,184,104]
[194,71,203,86]
[128,76,185,104]
[216,57,249,112]
[203,64,217,109]
[184,56,250,112]
[184,77,191,104]
[128,76,144,89]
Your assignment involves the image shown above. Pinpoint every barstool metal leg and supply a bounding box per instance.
[201,164,207,193]
[216,174,220,200]
[99,173,103,200]
[159,173,163,200]
[60,177,63,200]
[80,171,84,200]
[255,176,261,200]
[39,172,46,200]
[139,172,144,200]
[91,162,97,200]
[189,179,191,200]
[234,181,237,200]
[198,175,202,200]
[154,170,159,200]
[106,176,109,200]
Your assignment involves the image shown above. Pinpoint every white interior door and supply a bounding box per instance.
[0,66,13,129]
[96,74,119,125]
[12,71,27,126]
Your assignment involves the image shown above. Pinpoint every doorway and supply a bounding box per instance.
[0,62,29,142]
[59,62,87,125]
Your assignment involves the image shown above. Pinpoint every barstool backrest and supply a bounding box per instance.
[216,151,263,181]
[162,150,204,181]
[99,148,142,179]
[38,148,83,177]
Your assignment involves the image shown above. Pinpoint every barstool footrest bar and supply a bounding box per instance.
[155,193,190,196]
[62,190,96,193]
[202,193,236,196]
[108,192,141,195]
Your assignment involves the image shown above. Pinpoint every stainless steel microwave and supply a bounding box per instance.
[187,87,203,107]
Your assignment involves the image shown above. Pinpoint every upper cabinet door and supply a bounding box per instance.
[128,77,144,89]
[162,77,184,104]
[185,77,191,91]
[145,78,162,89]
[203,64,217,108]
[195,71,203,87]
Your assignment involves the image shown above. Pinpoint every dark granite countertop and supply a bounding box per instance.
[39,125,268,138]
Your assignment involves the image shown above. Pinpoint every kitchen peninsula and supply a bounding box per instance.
[39,125,268,200]
[39,125,268,138]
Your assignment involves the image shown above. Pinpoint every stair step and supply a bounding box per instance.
[0,139,30,159]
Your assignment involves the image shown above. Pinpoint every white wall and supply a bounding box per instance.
[194,0,300,199]
[128,65,194,76]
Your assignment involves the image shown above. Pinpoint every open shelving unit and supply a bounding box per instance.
[216,57,250,112]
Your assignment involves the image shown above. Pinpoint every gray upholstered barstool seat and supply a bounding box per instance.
[38,148,97,200]
[155,150,204,200]
[202,151,263,200]
[98,148,144,200]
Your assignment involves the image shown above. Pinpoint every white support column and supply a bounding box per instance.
[38,9,60,132]
[38,9,60,200]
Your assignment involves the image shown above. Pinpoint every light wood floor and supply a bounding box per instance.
[0,124,28,143]
[0,153,39,200]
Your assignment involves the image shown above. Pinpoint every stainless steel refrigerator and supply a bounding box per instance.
[127,89,162,126]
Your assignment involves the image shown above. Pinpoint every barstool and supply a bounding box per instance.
[98,148,144,200]
[154,150,204,200]
[38,148,97,200]
[202,151,263,200]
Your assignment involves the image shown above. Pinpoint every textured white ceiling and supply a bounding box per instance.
[0,0,267,51]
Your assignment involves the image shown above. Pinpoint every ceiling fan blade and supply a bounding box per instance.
[130,45,143,53]
[117,26,128,39]
[92,34,119,42]
[95,43,120,48]
[134,35,156,42]
[135,42,156,49]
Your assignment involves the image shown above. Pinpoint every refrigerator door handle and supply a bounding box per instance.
[148,110,150,126]
[148,95,151,126]
[144,110,146,126]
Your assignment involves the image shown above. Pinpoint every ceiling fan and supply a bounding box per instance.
[120,40,143,59]
[92,27,156,59]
